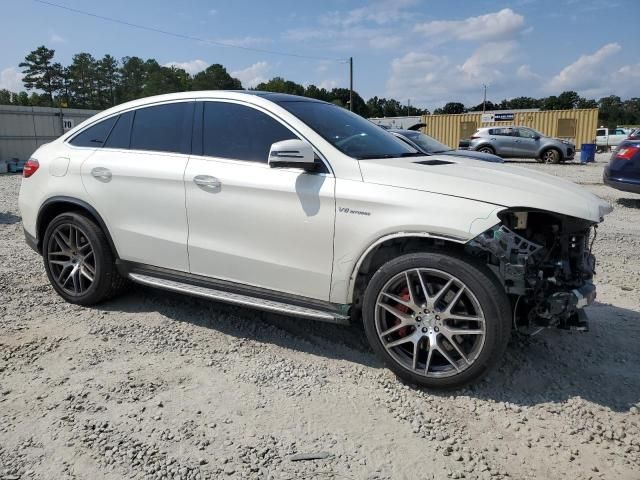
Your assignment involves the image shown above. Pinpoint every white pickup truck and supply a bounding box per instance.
[596,127,630,151]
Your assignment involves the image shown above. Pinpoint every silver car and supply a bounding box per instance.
[468,126,575,163]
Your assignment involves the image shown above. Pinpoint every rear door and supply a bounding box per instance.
[80,101,194,271]
[488,127,515,156]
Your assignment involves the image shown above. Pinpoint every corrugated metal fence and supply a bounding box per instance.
[0,105,99,163]
[421,108,599,150]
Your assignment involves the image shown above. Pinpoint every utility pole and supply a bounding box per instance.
[349,57,353,112]
[407,99,410,116]
[482,84,487,113]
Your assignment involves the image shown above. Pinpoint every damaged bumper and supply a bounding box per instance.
[467,210,601,330]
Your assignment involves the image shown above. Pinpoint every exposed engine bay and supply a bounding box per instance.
[467,209,598,331]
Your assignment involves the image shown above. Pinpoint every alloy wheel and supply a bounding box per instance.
[543,150,559,163]
[375,268,486,378]
[46,223,96,296]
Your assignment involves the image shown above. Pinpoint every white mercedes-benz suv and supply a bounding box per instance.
[19,91,612,388]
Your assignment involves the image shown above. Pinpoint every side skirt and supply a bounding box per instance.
[120,262,351,325]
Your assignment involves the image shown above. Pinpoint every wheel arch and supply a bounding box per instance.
[36,196,119,259]
[474,143,496,154]
[347,232,467,310]
[539,145,563,161]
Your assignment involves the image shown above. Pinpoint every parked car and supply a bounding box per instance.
[468,126,575,163]
[603,139,640,194]
[596,127,630,152]
[389,129,503,163]
[19,91,612,389]
[626,128,640,141]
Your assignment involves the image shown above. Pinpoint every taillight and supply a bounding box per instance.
[23,158,39,178]
[616,146,640,160]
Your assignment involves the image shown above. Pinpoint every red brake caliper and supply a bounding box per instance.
[393,287,411,337]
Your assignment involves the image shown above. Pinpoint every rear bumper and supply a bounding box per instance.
[603,169,640,194]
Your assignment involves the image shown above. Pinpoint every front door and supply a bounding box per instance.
[512,127,540,157]
[184,100,336,300]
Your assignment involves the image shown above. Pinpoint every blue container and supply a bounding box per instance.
[580,143,596,163]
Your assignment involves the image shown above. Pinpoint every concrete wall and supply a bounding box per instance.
[421,108,599,150]
[0,105,100,162]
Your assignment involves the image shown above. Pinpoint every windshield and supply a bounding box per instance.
[277,101,420,159]
[404,131,452,153]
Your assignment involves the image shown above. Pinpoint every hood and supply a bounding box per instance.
[440,149,504,163]
[358,155,613,223]
[552,137,574,145]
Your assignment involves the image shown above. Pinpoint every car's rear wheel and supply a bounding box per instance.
[541,148,561,163]
[477,145,495,154]
[43,212,125,305]
[362,252,511,389]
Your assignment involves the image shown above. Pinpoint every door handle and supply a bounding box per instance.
[91,167,112,182]
[193,175,222,192]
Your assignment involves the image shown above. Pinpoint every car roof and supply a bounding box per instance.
[479,125,528,129]
[60,90,329,140]
[101,90,327,114]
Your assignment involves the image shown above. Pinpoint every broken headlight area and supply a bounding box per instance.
[467,209,598,331]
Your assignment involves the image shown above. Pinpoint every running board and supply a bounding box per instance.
[128,273,350,325]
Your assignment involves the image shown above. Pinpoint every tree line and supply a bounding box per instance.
[1,45,638,128]
[1,45,427,117]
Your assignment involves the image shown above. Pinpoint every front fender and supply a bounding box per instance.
[329,179,504,304]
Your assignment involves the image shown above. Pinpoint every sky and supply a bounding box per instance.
[1,0,638,110]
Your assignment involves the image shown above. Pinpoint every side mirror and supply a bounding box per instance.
[268,139,318,171]
[534,135,541,140]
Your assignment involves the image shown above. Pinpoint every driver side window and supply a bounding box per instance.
[202,102,298,163]
[517,128,536,139]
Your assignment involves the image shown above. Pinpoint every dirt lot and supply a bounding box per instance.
[1,154,639,480]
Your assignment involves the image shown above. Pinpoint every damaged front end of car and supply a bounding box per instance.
[467,209,599,332]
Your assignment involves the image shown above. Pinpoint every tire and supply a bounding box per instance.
[541,148,561,164]
[477,145,495,155]
[362,252,511,389]
[42,211,126,305]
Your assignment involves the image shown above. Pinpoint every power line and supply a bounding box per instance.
[34,0,348,63]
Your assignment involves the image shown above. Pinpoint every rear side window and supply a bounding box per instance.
[104,111,133,149]
[69,116,117,147]
[130,102,193,154]
[202,102,298,163]
[596,129,606,136]
[490,128,513,136]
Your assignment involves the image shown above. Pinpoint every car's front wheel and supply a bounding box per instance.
[43,212,125,305]
[541,148,561,163]
[362,252,511,389]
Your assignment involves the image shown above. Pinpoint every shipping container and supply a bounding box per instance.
[0,105,99,163]
[420,108,598,150]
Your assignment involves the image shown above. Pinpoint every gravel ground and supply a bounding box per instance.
[1,153,639,480]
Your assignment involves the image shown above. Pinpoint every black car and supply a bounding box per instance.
[603,140,640,194]
[390,129,504,163]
